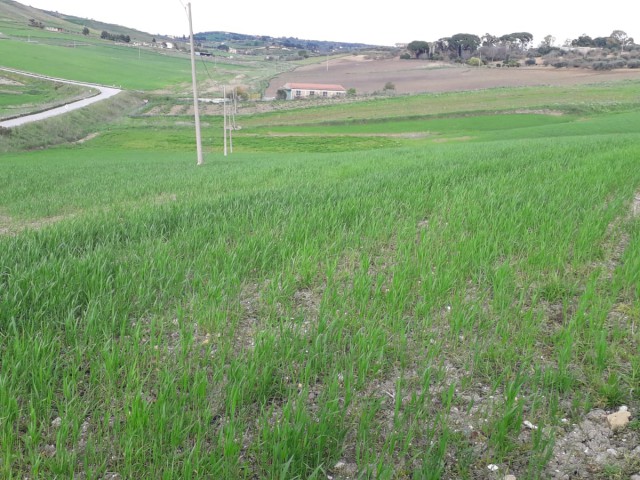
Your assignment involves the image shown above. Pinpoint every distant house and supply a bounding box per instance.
[281,83,346,100]
[45,26,63,33]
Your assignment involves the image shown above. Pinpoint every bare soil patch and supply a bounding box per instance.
[74,132,99,144]
[545,409,639,479]
[169,104,186,115]
[266,56,640,96]
[0,76,23,86]
[0,213,73,236]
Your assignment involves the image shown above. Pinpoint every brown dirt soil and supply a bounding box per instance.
[0,213,73,236]
[265,55,640,97]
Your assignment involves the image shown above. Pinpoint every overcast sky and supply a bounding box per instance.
[23,0,640,47]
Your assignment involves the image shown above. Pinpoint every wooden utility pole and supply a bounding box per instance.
[223,86,227,156]
[187,3,204,166]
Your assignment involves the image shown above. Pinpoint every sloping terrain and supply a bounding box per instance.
[0,0,165,42]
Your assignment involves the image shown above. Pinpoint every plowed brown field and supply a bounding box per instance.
[265,55,640,97]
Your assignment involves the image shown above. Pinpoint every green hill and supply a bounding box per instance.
[0,0,169,43]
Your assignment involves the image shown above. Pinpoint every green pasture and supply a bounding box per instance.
[247,109,640,144]
[0,39,196,89]
[0,36,276,91]
[1,83,640,479]
[242,80,640,127]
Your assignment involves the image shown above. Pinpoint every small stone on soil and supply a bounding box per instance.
[41,444,56,457]
[606,409,631,431]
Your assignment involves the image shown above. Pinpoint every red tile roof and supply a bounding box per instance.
[283,83,346,91]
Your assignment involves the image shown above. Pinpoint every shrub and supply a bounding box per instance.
[537,45,559,55]
[235,86,250,101]
[347,88,356,96]
[568,59,586,68]
[525,58,536,66]
[399,53,411,60]
[609,59,627,69]
[552,61,568,68]
[467,57,482,67]
[627,60,640,68]
[592,61,612,70]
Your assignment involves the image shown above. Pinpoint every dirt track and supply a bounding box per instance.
[266,55,640,97]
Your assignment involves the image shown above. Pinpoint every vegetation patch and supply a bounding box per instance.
[0,39,639,478]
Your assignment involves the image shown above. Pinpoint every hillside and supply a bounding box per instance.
[195,30,376,53]
[0,0,169,43]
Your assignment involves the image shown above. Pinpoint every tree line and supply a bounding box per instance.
[406,30,635,62]
[100,31,131,43]
[407,33,533,60]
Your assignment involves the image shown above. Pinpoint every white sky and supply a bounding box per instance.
[23,0,640,47]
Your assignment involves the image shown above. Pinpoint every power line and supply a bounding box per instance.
[199,55,215,82]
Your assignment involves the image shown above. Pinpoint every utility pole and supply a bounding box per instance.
[187,2,204,166]
[223,86,227,156]
[229,88,235,154]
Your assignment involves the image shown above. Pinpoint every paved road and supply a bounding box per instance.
[0,67,122,128]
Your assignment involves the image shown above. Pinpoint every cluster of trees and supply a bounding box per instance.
[28,19,45,29]
[569,30,633,52]
[407,32,533,61]
[100,30,131,43]
[537,31,640,70]
[405,30,637,68]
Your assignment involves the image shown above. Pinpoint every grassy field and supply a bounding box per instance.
[0,38,211,90]
[0,30,288,95]
[1,80,640,480]
[243,81,640,127]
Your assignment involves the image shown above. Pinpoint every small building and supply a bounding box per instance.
[281,82,346,100]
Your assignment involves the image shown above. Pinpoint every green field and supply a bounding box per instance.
[2,66,640,480]
[0,38,219,90]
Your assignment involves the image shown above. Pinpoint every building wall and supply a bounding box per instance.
[286,88,345,100]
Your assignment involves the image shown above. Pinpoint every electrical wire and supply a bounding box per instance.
[199,55,215,82]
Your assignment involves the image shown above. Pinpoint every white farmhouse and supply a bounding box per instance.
[281,82,347,100]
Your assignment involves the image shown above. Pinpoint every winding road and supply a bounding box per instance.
[0,67,122,128]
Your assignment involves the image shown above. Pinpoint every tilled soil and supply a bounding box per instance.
[265,56,640,97]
